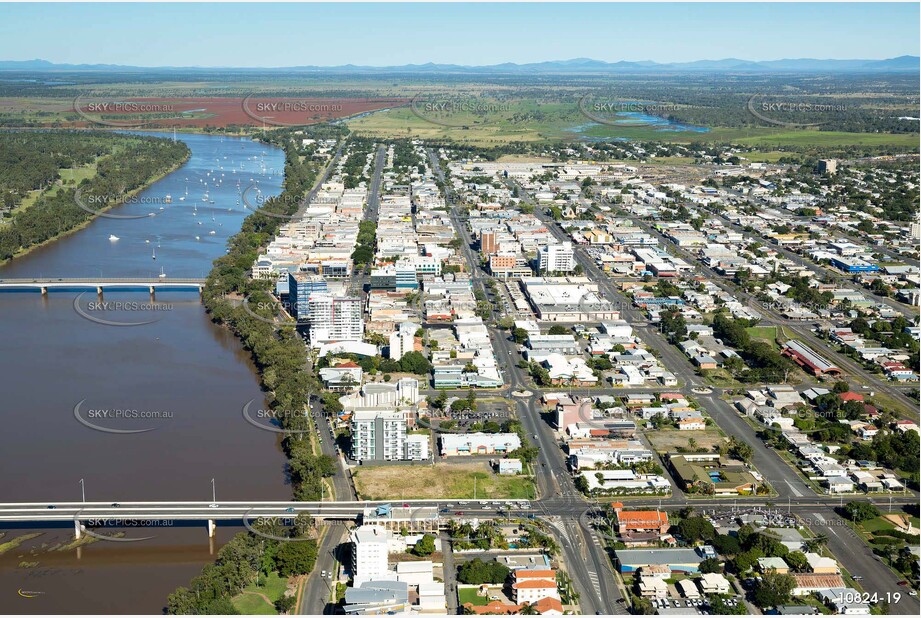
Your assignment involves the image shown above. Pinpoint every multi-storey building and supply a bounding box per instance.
[351,410,407,462]
[389,328,415,360]
[480,231,497,255]
[288,273,328,321]
[349,525,391,586]
[537,242,575,273]
[307,294,364,346]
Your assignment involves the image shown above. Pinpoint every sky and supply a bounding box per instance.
[0,2,918,67]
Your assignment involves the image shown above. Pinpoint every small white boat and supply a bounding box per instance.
[145,239,150,244]
[165,194,172,203]
[209,230,216,235]
[195,235,200,240]
[158,267,167,279]
[108,234,119,241]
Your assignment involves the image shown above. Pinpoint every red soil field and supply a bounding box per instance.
[70,96,409,128]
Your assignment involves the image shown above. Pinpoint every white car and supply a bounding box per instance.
[208,503,219,508]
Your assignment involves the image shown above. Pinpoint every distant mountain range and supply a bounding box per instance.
[0,56,918,73]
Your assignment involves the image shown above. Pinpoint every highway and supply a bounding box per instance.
[630,214,919,418]
[295,141,344,217]
[430,150,620,614]
[725,201,919,316]
[811,509,920,615]
[500,176,920,614]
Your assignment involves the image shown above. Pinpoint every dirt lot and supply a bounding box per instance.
[353,461,534,501]
[645,429,725,454]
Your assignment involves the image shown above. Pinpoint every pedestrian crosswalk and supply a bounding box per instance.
[587,569,601,595]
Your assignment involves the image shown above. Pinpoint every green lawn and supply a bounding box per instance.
[458,587,490,606]
[858,514,921,538]
[1,161,98,225]
[232,593,276,615]
[246,572,289,600]
[746,325,779,341]
[232,572,289,615]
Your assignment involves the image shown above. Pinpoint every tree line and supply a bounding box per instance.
[0,131,189,261]
[168,127,346,612]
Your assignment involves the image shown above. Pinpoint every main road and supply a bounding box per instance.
[429,150,626,615]
[630,213,919,418]
[500,175,920,614]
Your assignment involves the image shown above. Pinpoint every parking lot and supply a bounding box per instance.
[437,399,511,430]
[650,595,744,614]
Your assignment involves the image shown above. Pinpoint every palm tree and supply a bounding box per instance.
[519,602,539,615]
[804,535,828,553]
[879,545,896,567]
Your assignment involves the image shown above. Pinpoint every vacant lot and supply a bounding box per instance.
[353,461,534,500]
[645,428,725,455]
[746,325,779,342]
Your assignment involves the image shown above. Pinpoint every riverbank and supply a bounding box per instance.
[200,127,343,501]
[0,134,190,265]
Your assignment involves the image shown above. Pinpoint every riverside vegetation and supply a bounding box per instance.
[0,131,189,261]
[166,125,347,614]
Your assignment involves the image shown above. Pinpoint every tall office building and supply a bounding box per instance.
[480,231,497,255]
[537,242,575,273]
[288,272,328,321]
[395,262,419,290]
[349,525,391,586]
[389,328,415,360]
[307,293,363,345]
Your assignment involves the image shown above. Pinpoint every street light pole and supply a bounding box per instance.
[211,478,216,503]
[79,478,85,503]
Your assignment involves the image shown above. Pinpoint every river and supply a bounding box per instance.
[0,132,290,614]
